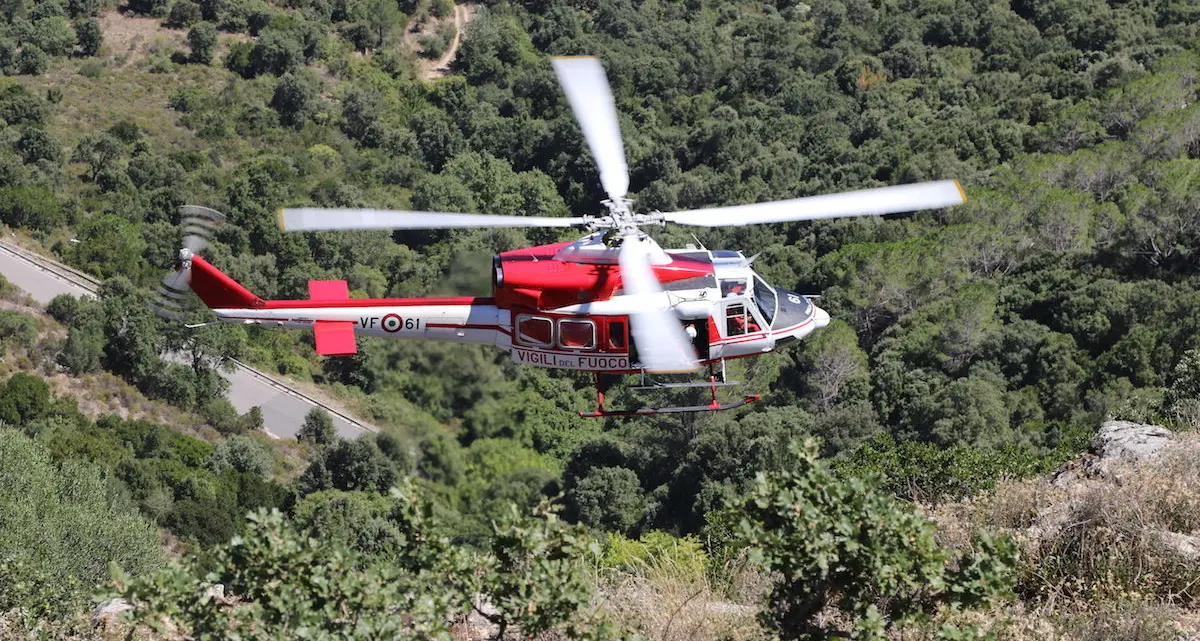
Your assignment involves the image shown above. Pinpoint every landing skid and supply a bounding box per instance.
[578,394,760,418]
[580,361,758,417]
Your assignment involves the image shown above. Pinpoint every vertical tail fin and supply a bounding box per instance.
[188,256,264,309]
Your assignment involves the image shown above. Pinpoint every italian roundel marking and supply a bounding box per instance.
[381,314,403,333]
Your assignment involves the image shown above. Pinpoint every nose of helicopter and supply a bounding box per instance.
[812,304,830,329]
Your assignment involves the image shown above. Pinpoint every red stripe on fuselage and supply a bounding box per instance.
[427,322,512,337]
[263,297,493,309]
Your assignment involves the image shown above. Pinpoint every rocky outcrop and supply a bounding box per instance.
[1090,420,1175,461]
[1051,419,1175,487]
[91,597,132,628]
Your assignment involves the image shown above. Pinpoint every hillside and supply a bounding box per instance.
[1,0,1200,638]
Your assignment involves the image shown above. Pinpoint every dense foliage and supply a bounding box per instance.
[1,0,1200,635]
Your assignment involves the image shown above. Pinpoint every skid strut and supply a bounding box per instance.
[580,361,759,417]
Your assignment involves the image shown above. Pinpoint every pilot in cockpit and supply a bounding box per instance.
[721,279,747,298]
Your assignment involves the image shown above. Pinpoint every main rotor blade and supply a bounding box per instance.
[552,57,629,201]
[279,208,588,232]
[661,180,967,227]
[618,235,699,373]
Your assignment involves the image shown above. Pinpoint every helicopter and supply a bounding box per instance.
[153,57,966,417]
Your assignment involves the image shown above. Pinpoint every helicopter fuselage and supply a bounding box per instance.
[192,233,831,375]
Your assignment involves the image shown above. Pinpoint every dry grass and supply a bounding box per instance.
[98,11,187,62]
[586,550,766,641]
[899,599,1200,641]
[933,433,1200,606]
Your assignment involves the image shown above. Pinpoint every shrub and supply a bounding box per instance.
[186,21,217,64]
[74,18,102,56]
[206,436,273,476]
[202,397,243,433]
[16,46,48,75]
[15,128,61,165]
[166,0,202,27]
[0,431,162,593]
[297,406,335,445]
[601,530,710,580]
[731,440,1017,640]
[0,85,47,126]
[0,372,52,425]
[0,311,37,346]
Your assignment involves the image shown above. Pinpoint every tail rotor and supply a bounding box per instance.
[150,206,225,320]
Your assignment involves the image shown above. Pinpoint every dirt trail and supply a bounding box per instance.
[407,2,475,81]
[427,3,474,79]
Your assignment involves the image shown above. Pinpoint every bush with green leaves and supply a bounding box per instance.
[186,21,217,64]
[0,430,162,598]
[731,440,1017,640]
[483,502,619,640]
[73,17,101,56]
[601,530,710,580]
[117,486,626,640]
[834,432,1087,504]
[296,406,335,444]
[205,435,273,476]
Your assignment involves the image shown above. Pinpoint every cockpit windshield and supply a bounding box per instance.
[752,274,777,325]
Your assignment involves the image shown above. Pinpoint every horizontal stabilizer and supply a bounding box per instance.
[313,320,357,356]
[308,280,350,300]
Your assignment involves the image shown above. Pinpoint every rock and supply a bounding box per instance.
[1151,530,1200,560]
[1091,420,1174,461]
[91,597,132,628]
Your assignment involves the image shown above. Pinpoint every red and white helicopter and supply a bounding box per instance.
[155,57,966,417]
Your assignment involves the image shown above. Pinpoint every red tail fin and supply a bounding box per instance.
[189,256,264,309]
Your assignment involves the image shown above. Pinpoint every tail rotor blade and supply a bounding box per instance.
[552,57,629,202]
[149,267,192,321]
[179,205,225,254]
[617,234,699,373]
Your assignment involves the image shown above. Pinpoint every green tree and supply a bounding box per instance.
[0,372,52,426]
[32,16,76,56]
[166,0,202,27]
[269,70,321,128]
[74,18,102,56]
[71,132,123,182]
[364,0,400,48]
[297,407,335,445]
[567,466,646,535]
[0,186,65,231]
[186,21,217,64]
[297,438,398,495]
[16,127,61,165]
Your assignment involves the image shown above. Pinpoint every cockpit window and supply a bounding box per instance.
[752,275,777,325]
[720,278,747,298]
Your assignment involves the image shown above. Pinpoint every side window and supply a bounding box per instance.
[516,315,553,347]
[608,320,627,350]
[725,304,747,336]
[725,303,763,336]
[558,319,595,350]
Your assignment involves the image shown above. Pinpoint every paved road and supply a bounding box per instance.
[0,239,374,440]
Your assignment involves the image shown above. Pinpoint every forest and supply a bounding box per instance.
[0,0,1199,637]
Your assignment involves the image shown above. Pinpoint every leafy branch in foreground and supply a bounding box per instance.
[731,440,1017,640]
[115,482,635,640]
